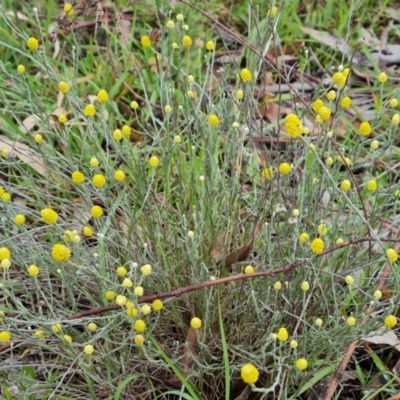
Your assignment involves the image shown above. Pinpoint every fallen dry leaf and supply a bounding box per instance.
[167,326,202,387]
[0,135,48,177]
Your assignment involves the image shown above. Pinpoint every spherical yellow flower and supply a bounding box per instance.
[346,316,356,326]
[277,327,289,341]
[326,90,336,101]
[182,35,192,48]
[112,129,123,141]
[285,113,303,138]
[114,170,125,181]
[367,180,377,191]
[71,170,85,184]
[27,264,39,277]
[340,179,351,192]
[126,307,138,317]
[301,281,310,291]
[141,304,151,315]
[34,329,45,339]
[90,205,103,218]
[84,344,94,355]
[190,317,202,329]
[373,290,382,300]
[63,334,73,343]
[58,81,70,93]
[295,358,308,371]
[134,319,146,332]
[82,227,93,238]
[336,238,344,245]
[134,334,145,345]
[340,96,351,108]
[84,104,96,117]
[17,64,25,73]
[273,281,282,290]
[141,35,152,47]
[64,3,74,16]
[359,121,372,136]
[290,340,298,348]
[390,98,399,108]
[33,134,43,144]
[318,106,331,121]
[27,37,39,50]
[115,295,127,306]
[152,299,163,311]
[261,167,274,180]
[236,90,244,100]
[278,162,291,175]
[0,330,11,342]
[392,114,400,126]
[58,114,67,123]
[116,266,127,277]
[105,290,116,301]
[332,72,345,88]
[1,192,11,201]
[244,265,254,274]
[310,238,324,254]
[121,125,131,136]
[317,223,328,235]
[122,278,133,288]
[0,247,10,261]
[378,72,387,83]
[0,259,11,269]
[345,275,354,285]
[52,323,62,333]
[97,89,108,103]
[370,140,379,150]
[166,20,175,29]
[384,315,397,329]
[208,114,219,126]
[240,68,252,82]
[41,208,58,225]
[299,233,310,243]
[130,101,139,109]
[134,286,144,296]
[315,318,323,327]
[92,174,106,188]
[52,244,71,262]
[312,99,324,112]
[206,40,215,51]
[164,105,172,114]
[149,155,159,167]
[387,248,398,263]
[14,214,25,226]
[241,363,259,384]
[187,90,195,98]
[141,264,152,275]
[90,157,99,167]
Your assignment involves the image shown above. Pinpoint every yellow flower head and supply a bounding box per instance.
[149,155,159,167]
[261,167,274,181]
[27,37,39,50]
[152,299,163,311]
[71,171,85,184]
[387,248,398,263]
[92,174,106,188]
[310,238,324,254]
[295,358,308,371]
[241,363,259,384]
[208,114,220,126]
[190,317,202,329]
[340,180,351,192]
[384,315,397,329]
[206,40,215,51]
[182,35,192,48]
[240,68,252,82]
[141,36,152,47]
[84,104,96,117]
[359,121,371,136]
[378,72,387,83]
[0,247,11,260]
[134,319,146,332]
[90,205,103,218]
[97,89,109,103]
[285,113,303,138]
[52,244,71,262]
[278,162,291,175]
[41,208,58,225]
[58,81,70,93]
[277,327,289,341]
